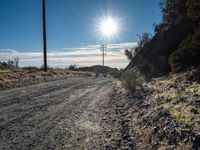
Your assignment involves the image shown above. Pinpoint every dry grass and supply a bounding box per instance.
[147,71,200,129]
[0,69,12,73]
[120,70,143,93]
[0,69,95,90]
[171,110,193,125]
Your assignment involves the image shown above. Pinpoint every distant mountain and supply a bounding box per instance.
[78,65,118,74]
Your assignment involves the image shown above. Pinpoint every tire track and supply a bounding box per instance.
[0,77,114,150]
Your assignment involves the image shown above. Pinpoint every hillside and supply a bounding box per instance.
[114,69,200,149]
[122,1,200,148]
[126,0,200,78]
[78,65,118,74]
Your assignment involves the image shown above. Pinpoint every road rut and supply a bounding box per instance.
[0,77,136,150]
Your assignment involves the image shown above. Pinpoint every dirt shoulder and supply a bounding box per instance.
[114,70,200,149]
[0,69,95,91]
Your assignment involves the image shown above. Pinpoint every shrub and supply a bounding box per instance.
[169,27,200,72]
[22,66,40,71]
[68,64,78,71]
[124,49,134,60]
[187,0,200,21]
[136,33,152,52]
[0,60,15,70]
[120,69,144,93]
[109,69,123,78]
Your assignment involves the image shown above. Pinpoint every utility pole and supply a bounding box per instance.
[42,0,47,71]
[100,44,106,66]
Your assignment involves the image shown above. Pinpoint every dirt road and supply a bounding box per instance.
[0,77,135,150]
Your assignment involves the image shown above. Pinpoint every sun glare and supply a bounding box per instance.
[99,17,119,38]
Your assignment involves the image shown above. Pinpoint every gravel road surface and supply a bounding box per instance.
[0,77,134,150]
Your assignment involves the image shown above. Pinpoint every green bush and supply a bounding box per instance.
[169,27,200,72]
[109,69,123,78]
[68,64,78,71]
[187,0,200,21]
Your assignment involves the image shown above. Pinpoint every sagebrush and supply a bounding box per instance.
[120,70,144,93]
[68,64,78,71]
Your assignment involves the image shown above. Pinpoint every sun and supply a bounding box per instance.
[99,17,119,38]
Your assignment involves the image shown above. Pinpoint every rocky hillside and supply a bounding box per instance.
[115,69,200,149]
[126,0,200,78]
[123,1,200,148]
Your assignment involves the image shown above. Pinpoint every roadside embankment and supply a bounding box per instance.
[0,70,94,90]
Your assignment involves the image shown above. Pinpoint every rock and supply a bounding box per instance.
[191,108,199,114]
[192,134,200,149]
[194,100,200,106]
[193,94,199,97]
[142,103,151,109]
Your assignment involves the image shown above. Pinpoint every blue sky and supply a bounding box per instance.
[0,0,162,68]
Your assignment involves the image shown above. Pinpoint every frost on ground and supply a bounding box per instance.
[0,70,199,149]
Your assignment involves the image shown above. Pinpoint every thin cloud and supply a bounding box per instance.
[0,49,18,53]
[0,42,135,68]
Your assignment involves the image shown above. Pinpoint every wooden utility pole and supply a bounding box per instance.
[42,0,47,71]
[100,44,106,66]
